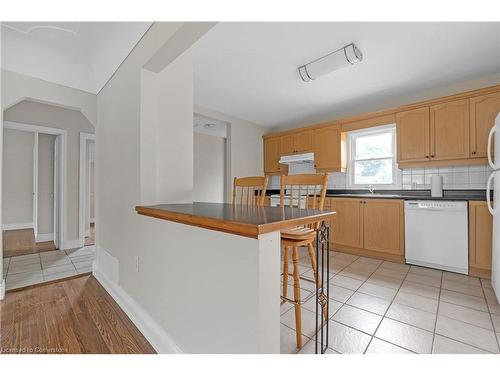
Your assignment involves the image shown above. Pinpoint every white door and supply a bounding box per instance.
[53,138,60,249]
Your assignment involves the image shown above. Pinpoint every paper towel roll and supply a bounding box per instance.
[431,175,443,197]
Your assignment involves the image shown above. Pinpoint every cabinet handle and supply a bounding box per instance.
[431,155,435,158]
[472,151,476,155]
[426,155,430,158]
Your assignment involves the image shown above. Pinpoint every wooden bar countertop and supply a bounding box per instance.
[135,202,335,239]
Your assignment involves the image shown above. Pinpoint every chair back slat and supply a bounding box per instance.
[232,176,269,206]
[279,173,329,229]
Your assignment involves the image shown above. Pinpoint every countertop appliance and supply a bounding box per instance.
[405,200,468,274]
[486,112,500,300]
[270,194,307,208]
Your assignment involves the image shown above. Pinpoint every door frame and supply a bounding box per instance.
[3,121,67,249]
[79,132,95,247]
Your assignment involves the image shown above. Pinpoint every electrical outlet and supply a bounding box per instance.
[134,256,140,272]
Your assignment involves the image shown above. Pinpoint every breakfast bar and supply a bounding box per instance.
[135,202,334,353]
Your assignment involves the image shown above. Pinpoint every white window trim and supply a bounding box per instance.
[346,124,401,189]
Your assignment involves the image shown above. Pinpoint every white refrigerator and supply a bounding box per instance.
[487,112,500,300]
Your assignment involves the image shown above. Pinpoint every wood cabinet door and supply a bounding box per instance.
[314,125,341,170]
[362,199,404,255]
[470,92,500,158]
[330,198,363,249]
[396,107,430,163]
[430,99,470,161]
[469,201,493,275]
[280,134,295,155]
[264,137,281,173]
[295,130,314,153]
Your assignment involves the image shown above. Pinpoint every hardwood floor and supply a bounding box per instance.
[0,274,156,354]
[2,229,57,258]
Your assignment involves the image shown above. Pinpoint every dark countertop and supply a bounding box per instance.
[136,202,335,238]
[265,189,488,201]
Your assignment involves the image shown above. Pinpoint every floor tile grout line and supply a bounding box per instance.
[480,278,500,353]
[295,251,360,353]
[362,262,411,354]
[430,269,444,353]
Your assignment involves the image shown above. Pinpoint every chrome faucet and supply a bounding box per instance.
[368,184,375,194]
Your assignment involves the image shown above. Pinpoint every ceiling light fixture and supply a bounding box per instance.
[298,43,363,82]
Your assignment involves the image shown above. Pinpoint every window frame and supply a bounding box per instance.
[346,124,401,189]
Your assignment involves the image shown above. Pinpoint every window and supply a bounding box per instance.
[347,124,400,189]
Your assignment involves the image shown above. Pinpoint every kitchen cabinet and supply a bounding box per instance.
[430,99,470,161]
[329,197,404,262]
[396,107,430,163]
[263,136,281,174]
[362,199,404,256]
[470,92,500,158]
[280,130,313,155]
[330,198,363,249]
[469,201,493,278]
[313,125,343,171]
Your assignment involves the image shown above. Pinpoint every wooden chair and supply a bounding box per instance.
[232,176,269,206]
[280,173,328,348]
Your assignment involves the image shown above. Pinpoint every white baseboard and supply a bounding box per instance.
[64,239,84,250]
[36,233,54,243]
[93,253,182,353]
[0,278,5,300]
[2,222,33,231]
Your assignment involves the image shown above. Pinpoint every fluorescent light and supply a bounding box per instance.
[298,43,363,82]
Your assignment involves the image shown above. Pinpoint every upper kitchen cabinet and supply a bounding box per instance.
[430,99,470,161]
[396,107,430,163]
[263,136,281,174]
[313,125,344,171]
[280,130,313,155]
[470,92,500,158]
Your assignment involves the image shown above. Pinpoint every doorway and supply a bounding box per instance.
[193,113,228,203]
[79,132,95,247]
[2,121,67,258]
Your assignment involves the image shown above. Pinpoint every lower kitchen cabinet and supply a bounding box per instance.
[330,198,405,262]
[362,199,404,257]
[330,198,363,249]
[469,201,493,278]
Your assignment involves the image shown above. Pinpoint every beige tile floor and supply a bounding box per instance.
[3,245,94,290]
[281,249,500,354]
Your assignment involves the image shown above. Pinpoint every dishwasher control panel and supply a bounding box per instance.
[405,200,467,211]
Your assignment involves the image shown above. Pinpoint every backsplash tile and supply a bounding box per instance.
[267,164,492,191]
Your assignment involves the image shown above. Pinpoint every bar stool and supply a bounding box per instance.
[280,173,328,348]
[232,176,269,206]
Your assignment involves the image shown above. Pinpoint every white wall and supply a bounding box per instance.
[194,105,266,202]
[4,100,95,244]
[193,133,225,203]
[37,133,55,236]
[96,22,199,352]
[2,128,34,226]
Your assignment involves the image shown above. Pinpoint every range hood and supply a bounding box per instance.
[279,152,315,165]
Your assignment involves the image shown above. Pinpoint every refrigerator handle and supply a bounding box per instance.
[486,172,496,216]
[488,124,498,170]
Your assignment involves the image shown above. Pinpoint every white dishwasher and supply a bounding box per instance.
[405,200,468,274]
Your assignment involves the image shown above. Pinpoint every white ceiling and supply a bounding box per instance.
[1,22,152,93]
[194,22,500,128]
